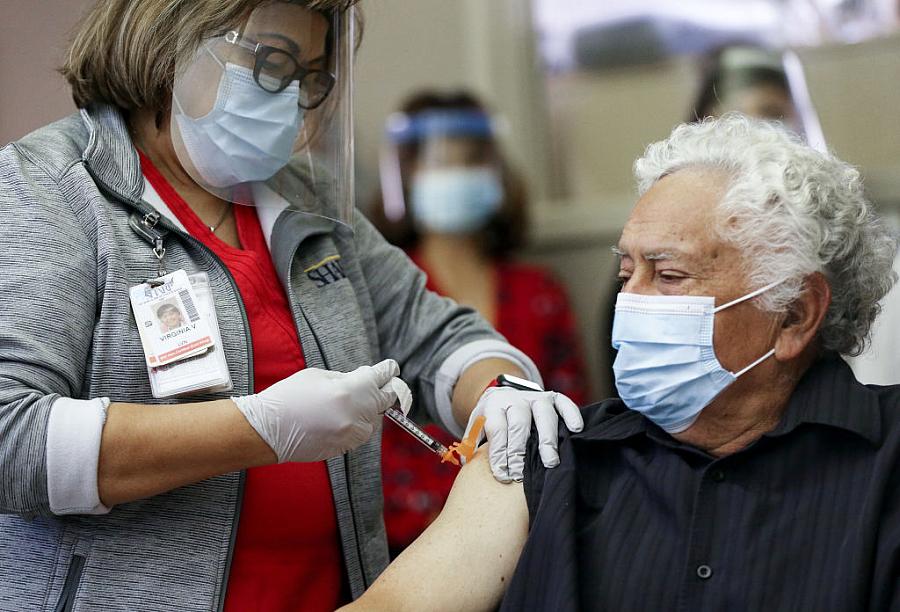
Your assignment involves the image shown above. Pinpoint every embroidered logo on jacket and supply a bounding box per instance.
[305,255,347,288]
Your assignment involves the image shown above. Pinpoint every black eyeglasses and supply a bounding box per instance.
[223,30,335,109]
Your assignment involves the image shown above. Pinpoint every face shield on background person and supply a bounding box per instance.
[380,109,506,234]
[702,45,827,151]
[171,1,357,227]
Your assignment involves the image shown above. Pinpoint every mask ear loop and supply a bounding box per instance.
[734,348,776,378]
[717,278,785,377]
[713,278,784,313]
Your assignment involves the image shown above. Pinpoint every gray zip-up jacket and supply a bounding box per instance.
[0,104,538,611]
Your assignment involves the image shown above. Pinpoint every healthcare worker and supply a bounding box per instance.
[0,1,582,610]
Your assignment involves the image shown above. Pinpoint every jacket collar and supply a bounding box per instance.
[80,104,144,206]
[575,355,882,447]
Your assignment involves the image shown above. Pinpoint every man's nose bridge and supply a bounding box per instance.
[622,261,657,295]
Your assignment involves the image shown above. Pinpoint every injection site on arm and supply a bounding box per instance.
[338,447,529,612]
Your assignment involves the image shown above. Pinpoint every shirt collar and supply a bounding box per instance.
[574,356,881,447]
[764,355,882,445]
[571,401,648,442]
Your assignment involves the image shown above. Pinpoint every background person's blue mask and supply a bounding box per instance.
[174,62,302,189]
[410,168,503,234]
[611,280,781,433]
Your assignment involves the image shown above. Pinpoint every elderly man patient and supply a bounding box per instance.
[341,115,900,612]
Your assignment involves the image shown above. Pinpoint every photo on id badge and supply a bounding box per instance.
[155,301,187,333]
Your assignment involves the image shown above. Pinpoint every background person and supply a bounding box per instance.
[341,114,900,612]
[691,45,800,125]
[0,2,582,610]
[369,90,589,554]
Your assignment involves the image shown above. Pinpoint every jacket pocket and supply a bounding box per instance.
[54,554,85,612]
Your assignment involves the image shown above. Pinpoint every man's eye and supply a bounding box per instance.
[657,271,687,283]
[616,274,631,287]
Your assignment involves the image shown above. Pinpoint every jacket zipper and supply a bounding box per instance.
[54,554,86,612]
[284,257,369,595]
[344,453,367,593]
[84,166,253,611]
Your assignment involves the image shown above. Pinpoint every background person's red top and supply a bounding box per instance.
[381,253,590,553]
[140,152,347,612]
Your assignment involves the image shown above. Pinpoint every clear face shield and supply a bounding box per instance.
[711,46,826,151]
[171,1,356,226]
[379,110,506,233]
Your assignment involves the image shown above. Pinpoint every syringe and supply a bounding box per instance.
[384,405,455,462]
[384,403,487,466]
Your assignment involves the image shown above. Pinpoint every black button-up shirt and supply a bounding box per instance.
[501,357,900,611]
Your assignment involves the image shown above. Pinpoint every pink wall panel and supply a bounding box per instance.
[0,0,91,145]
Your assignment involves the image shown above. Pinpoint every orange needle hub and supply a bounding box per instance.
[441,415,486,465]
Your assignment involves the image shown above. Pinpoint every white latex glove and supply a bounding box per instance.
[387,377,413,416]
[232,359,406,463]
[463,386,584,483]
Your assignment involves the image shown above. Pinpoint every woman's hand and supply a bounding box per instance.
[232,359,406,462]
[449,359,583,483]
[465,387,583,483]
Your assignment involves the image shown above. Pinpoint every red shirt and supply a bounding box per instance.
[139,152,346,612]
[381,254,590,552]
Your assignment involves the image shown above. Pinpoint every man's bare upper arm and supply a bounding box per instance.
[340,447,529,612]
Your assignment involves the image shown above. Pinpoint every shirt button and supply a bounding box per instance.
[697,564,713,580]
[711,469,725,482]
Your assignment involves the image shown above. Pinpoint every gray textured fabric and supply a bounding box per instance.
[0,104,503,610]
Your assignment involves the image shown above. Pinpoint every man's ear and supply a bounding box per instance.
[774,272,831,360]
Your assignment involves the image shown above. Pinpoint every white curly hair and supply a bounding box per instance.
[633,113,898,356]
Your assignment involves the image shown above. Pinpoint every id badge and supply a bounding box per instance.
[130,270,215,367]
[145,273,233,398]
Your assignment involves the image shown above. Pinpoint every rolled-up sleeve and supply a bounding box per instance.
[46,397,111,515]
[0,144,104,517]
[434,339,541,437]
[353,213,539,433]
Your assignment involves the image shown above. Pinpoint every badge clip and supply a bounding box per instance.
[129,211,169,285]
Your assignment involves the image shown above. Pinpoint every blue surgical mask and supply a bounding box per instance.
[410,168,503,234]
[611,280,781,433]
[174,61,302,189]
